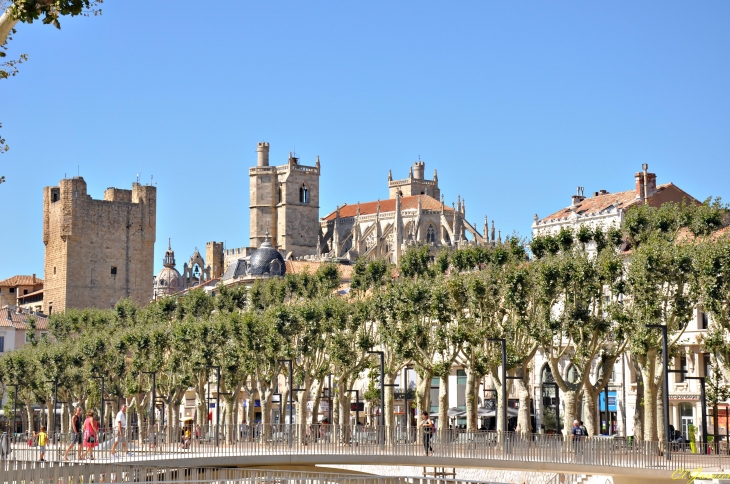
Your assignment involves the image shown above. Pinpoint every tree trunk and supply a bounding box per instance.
[336,378,351,444]
[562,390,579,436]
[26,400,33,433]
[0,9,20,48]
[516,378,532,434]
[465,369,479,431]
[438,376,449,439]
[384,373,395,442]
[639,351,659,442]
[310,380,323,426]
[296,375,312,444]
[583,388,598,436]
[633,357,644,441]
[415,370,432,417]
[657,380,665,444]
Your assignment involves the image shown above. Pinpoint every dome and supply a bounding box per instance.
[155,239,185,296]
[248,239,286,276]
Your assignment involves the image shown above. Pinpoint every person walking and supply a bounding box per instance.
[110,405,130,458]
[82,411,98,460]
[418,411,435,456]
[571,420,584,463]
[63,407,84,461]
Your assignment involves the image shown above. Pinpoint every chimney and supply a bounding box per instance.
[599,190,608,195]
[645,172,657,197]
[635,170,645,202]
[571,187,585,208]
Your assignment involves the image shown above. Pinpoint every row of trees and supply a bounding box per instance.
[2,200,730,444]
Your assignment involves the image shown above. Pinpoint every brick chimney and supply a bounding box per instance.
[635,164,657,202]
[571,187,585,209]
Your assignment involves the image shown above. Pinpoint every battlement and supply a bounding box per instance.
[42,177,156,313]
[387,161,440,200]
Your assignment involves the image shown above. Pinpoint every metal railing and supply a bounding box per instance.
[4,424,728,472]
[0,462,510,484]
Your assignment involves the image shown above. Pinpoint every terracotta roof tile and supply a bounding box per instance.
[0,306,49,330]
[322,195,451,222]
[0,275,43,287]
[539,184,681,223]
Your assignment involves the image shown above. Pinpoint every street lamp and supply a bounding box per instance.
[402,366,412,431]
[487,338,521,434]
[322,374,333,424]
[367,350,397,428]
[645,324,671,461]
[205,366,221,447]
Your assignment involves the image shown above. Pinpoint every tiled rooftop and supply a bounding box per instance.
[0,275,43,287]
[322,195,451,222]
[0,306,49,329]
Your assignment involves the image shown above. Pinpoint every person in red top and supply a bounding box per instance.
[82,410,98,460]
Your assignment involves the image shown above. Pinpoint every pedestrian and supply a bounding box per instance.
[110,404,130,458]
[63,407,84,461]
[579,420,587,436]
[82,410,98,460]
[418,411,435,456]
[35,426,48,461]
[571,420,584,462]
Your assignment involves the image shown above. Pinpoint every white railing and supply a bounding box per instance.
[5,424,727,472]
[0,462,510,484]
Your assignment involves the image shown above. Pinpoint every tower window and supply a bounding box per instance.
[300,184,309,204]
[53,267,56,275]
[111,266,117,275]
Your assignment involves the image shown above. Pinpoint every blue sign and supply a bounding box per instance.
[599,391,617,412]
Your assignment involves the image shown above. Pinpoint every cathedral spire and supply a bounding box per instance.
[388,170,392,182]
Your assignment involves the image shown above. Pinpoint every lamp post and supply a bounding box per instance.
[402,366,412,431]
[645,324,670,461]
[205,366,221,447]
[487,338,521,434]
[685,376,707,449]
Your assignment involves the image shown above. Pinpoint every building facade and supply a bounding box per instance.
[319,161,494,264]
[42,177,156,313]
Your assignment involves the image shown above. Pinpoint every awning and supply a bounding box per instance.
[181,417,194,422]
[447,407,466,417]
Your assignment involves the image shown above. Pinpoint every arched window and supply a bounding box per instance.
[426,225,436,243]
[566,364,580,384]
[278,184,282,204]
[269,260,281,275]
[300,184,309,204]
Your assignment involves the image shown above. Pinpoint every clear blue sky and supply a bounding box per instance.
[1,1,729,276]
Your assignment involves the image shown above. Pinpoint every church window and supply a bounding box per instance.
[111,266,117,275]
[426,225,436,243]
[278,184,282,204]
[270,260,281,275]
[300,184,309,204]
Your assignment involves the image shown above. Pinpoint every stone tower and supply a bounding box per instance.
[388,161,440,200]
[249,142,320,258]
[206,241,225,279]
[42,177,156,313]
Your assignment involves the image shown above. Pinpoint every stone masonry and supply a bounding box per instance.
[42,177,156,313]
[249,142,320,258]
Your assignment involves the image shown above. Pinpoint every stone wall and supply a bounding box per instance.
[43,177,156,313]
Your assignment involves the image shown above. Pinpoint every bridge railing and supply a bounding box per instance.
[5,424,729,471]
[0,462,511,484]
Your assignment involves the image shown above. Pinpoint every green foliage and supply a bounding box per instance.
[9,0,102,29]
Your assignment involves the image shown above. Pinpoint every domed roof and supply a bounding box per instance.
[155,239,185,296]
[249,237,286,276]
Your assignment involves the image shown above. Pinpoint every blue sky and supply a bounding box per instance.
[1,1,729,276]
